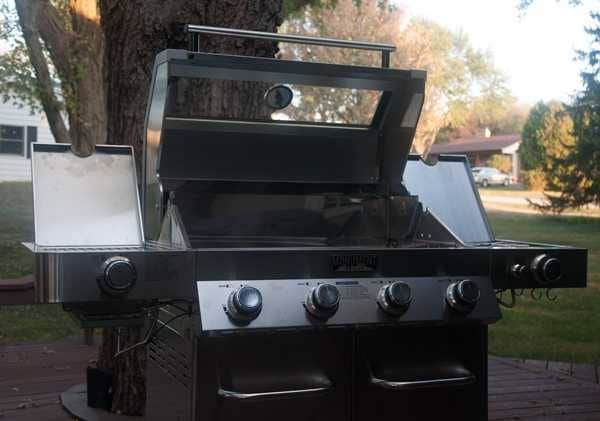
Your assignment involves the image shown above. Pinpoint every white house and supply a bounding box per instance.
[0,100,55,181]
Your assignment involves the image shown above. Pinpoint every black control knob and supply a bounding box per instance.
[378,281,412,316]
[227,286,263,322]
[446,279,480,313]
[98,256,137,296]
[531,254,562,284]
[305,283,340,319]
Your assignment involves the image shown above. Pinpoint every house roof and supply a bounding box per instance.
[429,134,521,154]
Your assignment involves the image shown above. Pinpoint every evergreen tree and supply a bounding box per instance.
[544,13,600,211]
[519,101,575,172]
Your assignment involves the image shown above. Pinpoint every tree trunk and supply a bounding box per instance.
[68,0,106,155]
[15,0,71,143]
[98,0,283,415]
[15,0,106,153]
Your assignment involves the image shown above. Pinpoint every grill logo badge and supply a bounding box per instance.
[331,255,378,273]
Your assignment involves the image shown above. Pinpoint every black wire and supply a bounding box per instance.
[152,311,191,337]
[113,303,195,358]
[113,311,159,358]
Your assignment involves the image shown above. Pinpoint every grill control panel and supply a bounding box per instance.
[196,276,501,333]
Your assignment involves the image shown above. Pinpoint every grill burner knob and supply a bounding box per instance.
[227,286,263,322]
[98,256,137,296]
[446,279,480,314]
[378,281,412,316]
[531,254,562,284]
[305,283,340,319]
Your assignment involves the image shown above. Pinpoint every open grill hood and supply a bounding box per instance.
[142,49,426,240]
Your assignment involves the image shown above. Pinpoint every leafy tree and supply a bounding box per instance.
[520,101,574,170]
[517,0,599,210]
[487,154,512,173]
[519,101,575,193]
[0,0,320,156]
[1,0,315,415]
[520,103,547,170]
[543,13,600,210]
[437,101,529,143]
[1,0,104,155]
[494,103,531,135]
[518,0,581,11]
[279,0,513,154]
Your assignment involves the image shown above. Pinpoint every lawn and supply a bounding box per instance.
[0,182,80,345]
[0,182,34,278]
[0,182,598,362]
[488,211,600,364]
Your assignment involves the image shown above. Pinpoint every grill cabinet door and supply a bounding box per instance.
[193,330,351,421]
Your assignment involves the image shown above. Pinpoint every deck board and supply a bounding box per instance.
[0,342,599,420]
[488,357,600,421]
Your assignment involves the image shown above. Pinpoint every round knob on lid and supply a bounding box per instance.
[378,281,412,316]
[531,254,562,284]
[227,286,262,322]
[98,256,137,296]
[446,279,480,313]
[305,283,340,319]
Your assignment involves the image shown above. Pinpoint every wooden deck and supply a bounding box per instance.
[0,342,599,420]
[489,356,600,420]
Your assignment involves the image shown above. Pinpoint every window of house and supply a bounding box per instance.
[0,125,25,155]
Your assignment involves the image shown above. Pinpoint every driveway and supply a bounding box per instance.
[478,190,600,217]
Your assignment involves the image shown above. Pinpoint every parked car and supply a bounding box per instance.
[472,167,511,187]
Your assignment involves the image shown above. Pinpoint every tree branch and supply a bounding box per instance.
[36,0,74,87]
[14,0,70,143]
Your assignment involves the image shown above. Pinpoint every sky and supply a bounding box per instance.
[0,0,593,105]
[399,0,596,104]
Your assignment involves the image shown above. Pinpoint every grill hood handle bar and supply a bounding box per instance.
[184,24,396,68]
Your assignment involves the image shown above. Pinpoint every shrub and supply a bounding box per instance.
[521,170,546,191]
[487,154,512,173]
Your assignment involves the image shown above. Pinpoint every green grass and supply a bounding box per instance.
[0,182,80,344]
[488,211,600,363]
[0,304,81,344]
[0,182,34,278]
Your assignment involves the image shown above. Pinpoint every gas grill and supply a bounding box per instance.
[24,26,586,421]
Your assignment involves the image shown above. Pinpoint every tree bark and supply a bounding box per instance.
[67,0,106,155]
[15,0,106,154]
[15,0,71,143]
[98,0,283,415]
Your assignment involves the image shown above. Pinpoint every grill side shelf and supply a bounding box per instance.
[490,245,587,290]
